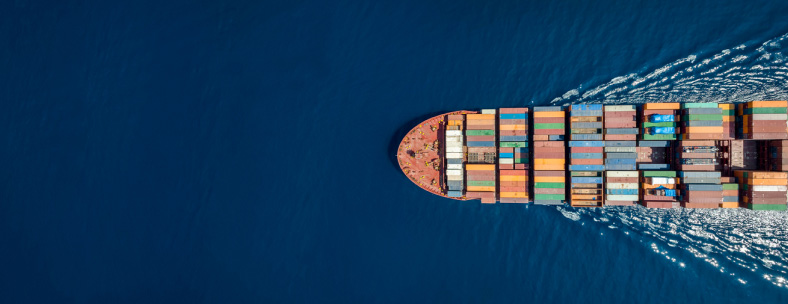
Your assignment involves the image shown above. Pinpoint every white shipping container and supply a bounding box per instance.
[446,130,463,136]
[446,147,463,153]
[604,105,636,111]
[481,109,496,114]
[752,185,788,192]
[447,175,464,181]
[447,170,463,176]
[604,147,637,152]
[499,158,514,164]
[446,152,464,159]
[650,177,676,184]
[751,114,788,121]
[446,137,463,143]
[606,195,639,201]
[606,171,638,178]
[606,183,638,189]
[447,164,463,170]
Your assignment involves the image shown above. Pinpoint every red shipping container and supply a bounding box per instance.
[681,202,719,208]
[466,124,496,130]
[607,177,638,183]
[571,159,604,165]
[605,111,637,118]
[499,108,529,114]
[534,129,564,135]
[605,134,638,140]
[747,133,788,140]
[466,135,495,141]
[605,121,637,128]
[571,147,604,153]
[534,188,564,194]
[500,186,525,192]
[499,147,514,153]
[500,170,527,176]
[534,141,564,147]
[534,117,565,123]
[642,195,678,201]
[534,147,565,153]
[515,164,527,169]
[642,201,675,208]
[499,181,526,187]
[746,198,787,204]
[465,192,496,199]
[499,130,527,136]
[677,140,716,146]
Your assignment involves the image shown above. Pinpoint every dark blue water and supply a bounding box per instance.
[3,0,788,302]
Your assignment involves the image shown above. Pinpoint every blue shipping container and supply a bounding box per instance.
[568,141,605,147]
[650,114,674,122]
[499,153,514,158]
[606,189,639,195]
[572,177,603,184]
[570,165,606,171]
[571,153,603,159]
[499,113,527,119]
[650,127,675,134]
[466,141,495,147]
[500,136,528,141]
[447,191,463,197]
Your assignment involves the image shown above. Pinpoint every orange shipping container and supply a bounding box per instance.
[685,126,723,133]
[749,100,788,108]
[534,159,565,165]
[500,175,527,182]
[534,164,565,170]
[643,103,681,110]
[466,186,495,192]
[465,164,496,171]
[466,114,495,120]
[500,124,527,131]
[533,111,565,118]
[500,192,528,198]
[747,178,788,185]
[534,176,566,183]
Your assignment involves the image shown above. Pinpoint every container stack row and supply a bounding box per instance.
[606,171,639,206]
[739,101,788,140]
[637,140,672,170]
[769,140,788,171]
[465,112,497,164]
[568,140,604,207]
[498,108,529,203]
[641,103,680,141]
[681,103,723,140]
[533,120,566,205]
[533,106,565,141]
[605,141,637,171]
[720,103,736,140]
[570,104,603,141]
[734,171,788,211]
[445,115,465,198]
[679,171,722,208]
[640,171,679,208]
[465,164,496,204]
[720,177,739,208]
[604,105,638,140]
[677,140,718,171]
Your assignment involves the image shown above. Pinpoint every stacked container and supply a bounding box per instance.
[719,103,736,140]
[679,171,722,208]
[677,140,719,171]
[445,114,465,197]
[734,170,788,211]
[769,140,788,171]
[641,103,680,141]
[604,105,638,140]
[605,171,639,206]
[568,140,605,207]
[731,140,758,170]
[465,164,497,204]
[465,112,497,164]
[739,101,788,140]
[533,106,566,141]
[605,141,637,171]
[533,119,566,206]
[720,176,739,208]
[498,108,529,203]
[680,103,723,140]
[640,171,679,208]
[637,141,672,171]
[570,104,603,141]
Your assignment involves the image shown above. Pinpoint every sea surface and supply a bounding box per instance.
[3,0,788,303]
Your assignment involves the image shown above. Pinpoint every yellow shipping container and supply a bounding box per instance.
[465,164,495,171]
[534,176,565,183]
[747,178,788,185]
[500,124,526,130]
[643,103,680,110]
[718,103,735,110]
[534,164,565,170]
[500,192,528,198]
[466,114,495,120]
[534,159,565,165]
[533,111,565,118]
[720,202,739,208]
[466,186,495,192]
[748,100,788,108]
[723,116,733,122]
[500,175,527,182]
[685,126,723,133]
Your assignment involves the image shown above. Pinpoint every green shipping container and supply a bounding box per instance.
[747,203,787,211]
[722,110,735,116]
[682,103,720,109]
[467,181,495,187]
[642,171,677,177]
[643,122,676,127]
[465,130,495,136]
[514,158,529,164]
[534,194,566,200]
[722,184,739,190]
[535,182,565,188]
[500,142,527,148]
[682,114,723,121]
[534,123,565,129]
[744,107,787,114]
[642,134,676,140]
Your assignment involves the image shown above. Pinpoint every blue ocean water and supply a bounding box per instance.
[3,0,788,302]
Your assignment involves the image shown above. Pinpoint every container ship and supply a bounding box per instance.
[396,102,788,210]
